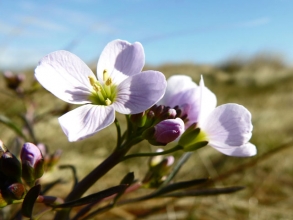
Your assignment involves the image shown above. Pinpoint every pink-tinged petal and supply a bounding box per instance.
[97,40,145,85]
[210,142,257,157]
[35,50,94,104]
[154,118,185,144]
[159,75,198,107]
[201,104,253,147]
[114,70,167,114]
[58,105,115,142]
[198,76,217,123]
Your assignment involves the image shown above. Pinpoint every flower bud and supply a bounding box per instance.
[130,111,147,127]
[153,118,185,145]
[3,71,25,90]
[6,183,26,200]
[143,149,175,188]
[0,151,22,182]
[21,143,44,186]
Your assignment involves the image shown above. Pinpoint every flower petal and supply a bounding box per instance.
[97,39,145,85]
[58,105,115,142]
[114,70,167,114]
[210,142,257,157]
[159,75,198,107]
[198,76,217,123]
[201,104,253,147]
[35,50,94,104]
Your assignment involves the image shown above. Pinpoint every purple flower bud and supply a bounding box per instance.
[21,143,44,186]
[3,71,25,90]
[21,143,43,168]
[154,118,185,144]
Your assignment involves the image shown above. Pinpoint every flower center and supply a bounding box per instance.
[88,70,117,106]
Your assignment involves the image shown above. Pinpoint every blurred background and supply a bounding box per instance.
[1,0,293,219]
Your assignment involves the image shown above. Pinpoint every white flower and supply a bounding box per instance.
[158,75,216,128]
[197,77,257,157]
[35,39,167,141]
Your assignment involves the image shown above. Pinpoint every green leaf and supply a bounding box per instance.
[22,184,41,218]
[52,185,128,209]
[161,186,245,197]
[0,114,27,140]
[113,172,134,204]
[157,178,209,195]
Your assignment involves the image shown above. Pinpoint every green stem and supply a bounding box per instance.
[114,118,122,149]
[54,136,143,220]
[159,152,193,189]
[121,145,183,161]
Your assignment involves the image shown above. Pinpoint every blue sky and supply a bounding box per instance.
[0,0,292,70]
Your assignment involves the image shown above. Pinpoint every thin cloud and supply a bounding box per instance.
[239,17,271,27]
[139,17,272,44]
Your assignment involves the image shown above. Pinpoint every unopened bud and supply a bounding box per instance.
[6,183,26,200]
[3,71,25,90]
[130,112,146,127]
[21,143,44,186]
[0,151,22,182]
[143,149,175,187]
[153,118,185,145]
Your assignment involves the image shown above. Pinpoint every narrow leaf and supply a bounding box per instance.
[52,185,127,209]
[157,178,209,195]
[113,172,135,204]
[22,184,41,218]
[161,186,245,197]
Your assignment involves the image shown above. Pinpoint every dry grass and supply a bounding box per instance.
[1,55,293,219]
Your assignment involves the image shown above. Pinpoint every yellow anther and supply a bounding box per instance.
[105,77,112,86]
[105,98,112,106]
[103,69,109,82]
[88,75,97,86]
[88,76,101,92]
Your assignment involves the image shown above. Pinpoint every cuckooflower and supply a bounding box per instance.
[35,39,167,141]
[158,75,216,128]
[181,77,257,157]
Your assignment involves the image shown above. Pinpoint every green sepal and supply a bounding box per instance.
[183,141,209,152]
[178,127,200,147]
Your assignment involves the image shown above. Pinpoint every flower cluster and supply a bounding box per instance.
[0,38,258,218]
[35,39,256,157]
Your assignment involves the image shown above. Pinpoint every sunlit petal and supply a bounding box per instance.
[198,76,217,123]
[159,75,198,107]
[58,105,115,142]
[97,40,145,85]
[114,70,167,114]
[35,50,93,104]
[210,142,257,157]
[202,104,253,147]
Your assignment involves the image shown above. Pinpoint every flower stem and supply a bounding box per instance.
[54,136,143,220]
[121,145,183,161]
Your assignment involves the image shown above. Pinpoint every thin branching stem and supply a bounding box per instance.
[114,118,122,149]
[121,145,183,161]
